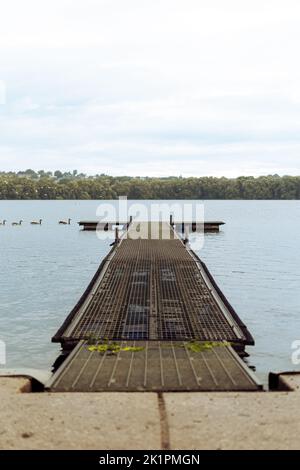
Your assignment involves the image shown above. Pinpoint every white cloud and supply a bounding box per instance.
[0,0,300,175]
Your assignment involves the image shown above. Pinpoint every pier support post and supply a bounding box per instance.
[115,227,120,244]
[183,227,189,245]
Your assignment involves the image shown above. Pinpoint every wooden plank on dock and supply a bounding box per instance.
[46,340,261,392]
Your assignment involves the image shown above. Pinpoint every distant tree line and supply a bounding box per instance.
[0,170,300,199]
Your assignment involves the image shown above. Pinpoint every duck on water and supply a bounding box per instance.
[31,219,42,225]
[59,218,71,225]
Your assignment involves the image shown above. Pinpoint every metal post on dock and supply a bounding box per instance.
[115,227,120,244]
[170,214,174,226]
[183,226,189,245]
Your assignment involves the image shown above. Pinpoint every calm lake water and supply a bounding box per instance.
[0,200,300,385]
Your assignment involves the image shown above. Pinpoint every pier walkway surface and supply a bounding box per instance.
[49,222,260,392]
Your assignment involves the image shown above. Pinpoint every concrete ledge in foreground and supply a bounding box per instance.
[1,375,300,450]
[0,378,160,450]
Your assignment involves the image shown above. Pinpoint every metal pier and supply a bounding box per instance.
[50,222,260,392]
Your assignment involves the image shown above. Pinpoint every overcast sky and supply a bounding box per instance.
[1,0,300,176]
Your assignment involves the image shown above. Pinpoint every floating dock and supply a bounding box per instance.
[78,220,225,232]
[174,221,225,232]
[50,221,260,392]
[78,221,129,231]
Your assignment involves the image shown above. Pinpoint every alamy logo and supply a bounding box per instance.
[291,340,300,365]
[0,340,6,365]
[95,197,205,251]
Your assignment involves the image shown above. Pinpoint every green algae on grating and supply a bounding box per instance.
[87,343,144,354]
[185,341,231,353]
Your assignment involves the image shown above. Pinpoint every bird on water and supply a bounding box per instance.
[12,220,23,226]
[58,218,71,225]
[30,219,42,225]
[0,220,6,226]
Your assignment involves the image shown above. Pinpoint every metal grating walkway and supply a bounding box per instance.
[49,222,260,392]
[53,223,253,346]
[46,340,261,392]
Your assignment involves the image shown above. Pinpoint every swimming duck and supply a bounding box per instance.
[59,218,71,225]
[31,219,42,225]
